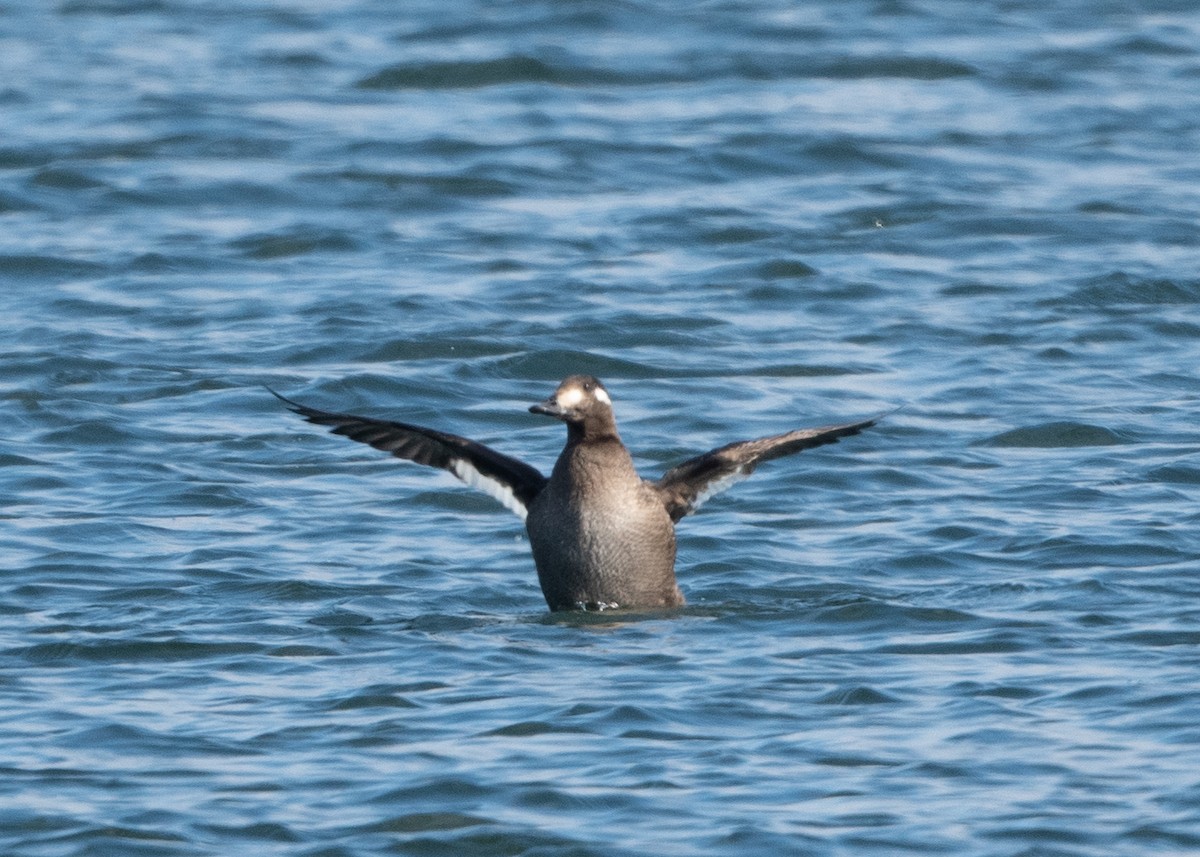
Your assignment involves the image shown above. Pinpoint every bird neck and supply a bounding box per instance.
[566,417,620,446]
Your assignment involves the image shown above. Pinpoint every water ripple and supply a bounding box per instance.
[3,1,1200,855]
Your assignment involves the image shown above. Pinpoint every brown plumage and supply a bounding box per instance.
[272,375,877,611]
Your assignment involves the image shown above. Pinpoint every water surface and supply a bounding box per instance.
[3,1,1200,855]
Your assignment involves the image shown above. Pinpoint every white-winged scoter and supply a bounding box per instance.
[273,375,876,611]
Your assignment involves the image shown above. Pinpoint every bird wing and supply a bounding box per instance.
[271,389,547,520]
[651,417,877,522]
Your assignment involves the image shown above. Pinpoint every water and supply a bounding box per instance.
[3,0,1200,854]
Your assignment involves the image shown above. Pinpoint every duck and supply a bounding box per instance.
[272,375,877,611]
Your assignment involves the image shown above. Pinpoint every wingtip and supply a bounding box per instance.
[863,404,905,430]
[264,385,309,416]
[841,405,902,433]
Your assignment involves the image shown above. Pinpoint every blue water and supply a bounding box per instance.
[4,1,1200,854]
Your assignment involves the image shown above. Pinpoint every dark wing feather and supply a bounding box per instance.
[270,388,547,519]
[651,417,877,522]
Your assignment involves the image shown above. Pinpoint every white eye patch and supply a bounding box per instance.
[557,386,585,408]
[594,386,611,405]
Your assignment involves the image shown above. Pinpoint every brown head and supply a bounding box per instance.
[529,375,619,441]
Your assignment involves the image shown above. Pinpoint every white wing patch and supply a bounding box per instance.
[685,465,754,516]
[449,459,529,520]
